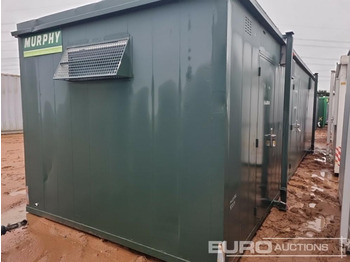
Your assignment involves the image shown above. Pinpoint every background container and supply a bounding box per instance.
[327,70,336,155]
[338,51,350,253]
[339,104,350,253]
[288,56,317,178]
[1,74,23,133]
[317,96,328,128]
[328,55,350,174]
[12,0,316,261]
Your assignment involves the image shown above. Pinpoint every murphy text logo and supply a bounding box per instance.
[23,30,62,58]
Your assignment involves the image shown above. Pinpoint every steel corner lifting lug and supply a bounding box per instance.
[273,188,287,211]
[273,200,287,211]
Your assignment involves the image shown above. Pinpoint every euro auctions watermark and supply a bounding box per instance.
[209,238,348,259]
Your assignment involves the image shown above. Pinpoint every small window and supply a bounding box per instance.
[54,38,131,81]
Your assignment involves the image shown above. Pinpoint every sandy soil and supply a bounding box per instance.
[1,134,158,262]
[1,134,26,223]
[1,129,349,261]
[242,128,350,262]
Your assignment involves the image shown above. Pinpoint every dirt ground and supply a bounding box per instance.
[1,129,349,261]
[1,134,158,262]
[1,134,26,226]
[242,128,350,262]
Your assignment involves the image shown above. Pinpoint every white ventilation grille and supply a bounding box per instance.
[54,39,130,81]
[244,16,252,36]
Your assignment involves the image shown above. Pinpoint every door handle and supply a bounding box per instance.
[265,128,277,147]
[294,121,301,132]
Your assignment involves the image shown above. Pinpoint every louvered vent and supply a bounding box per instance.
[54,38,131,81]
[244,16,252,36]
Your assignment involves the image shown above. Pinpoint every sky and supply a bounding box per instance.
[257,0,350,91]
[1,0,99,76]
[2,0,350,91]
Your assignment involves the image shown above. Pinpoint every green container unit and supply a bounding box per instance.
[12,0,317,261]
[317,96,328,128]
[288,56,317,178]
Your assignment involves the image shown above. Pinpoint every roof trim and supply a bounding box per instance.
[13,0,288,47]
[13,0,287,43]
[12,0,316,81]
[1,73,20,77]
[12,0,164,37]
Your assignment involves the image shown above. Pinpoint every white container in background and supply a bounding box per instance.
[328,55,350,174]
[1,74,23,133]
[338,51,350,253]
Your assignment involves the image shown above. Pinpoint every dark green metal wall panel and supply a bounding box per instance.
[225,0,284,248]
[18,1,227,261]
[305,80,315,150]
[317,96,328,128]
[16,0,316,261]
[288,61,316,177]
